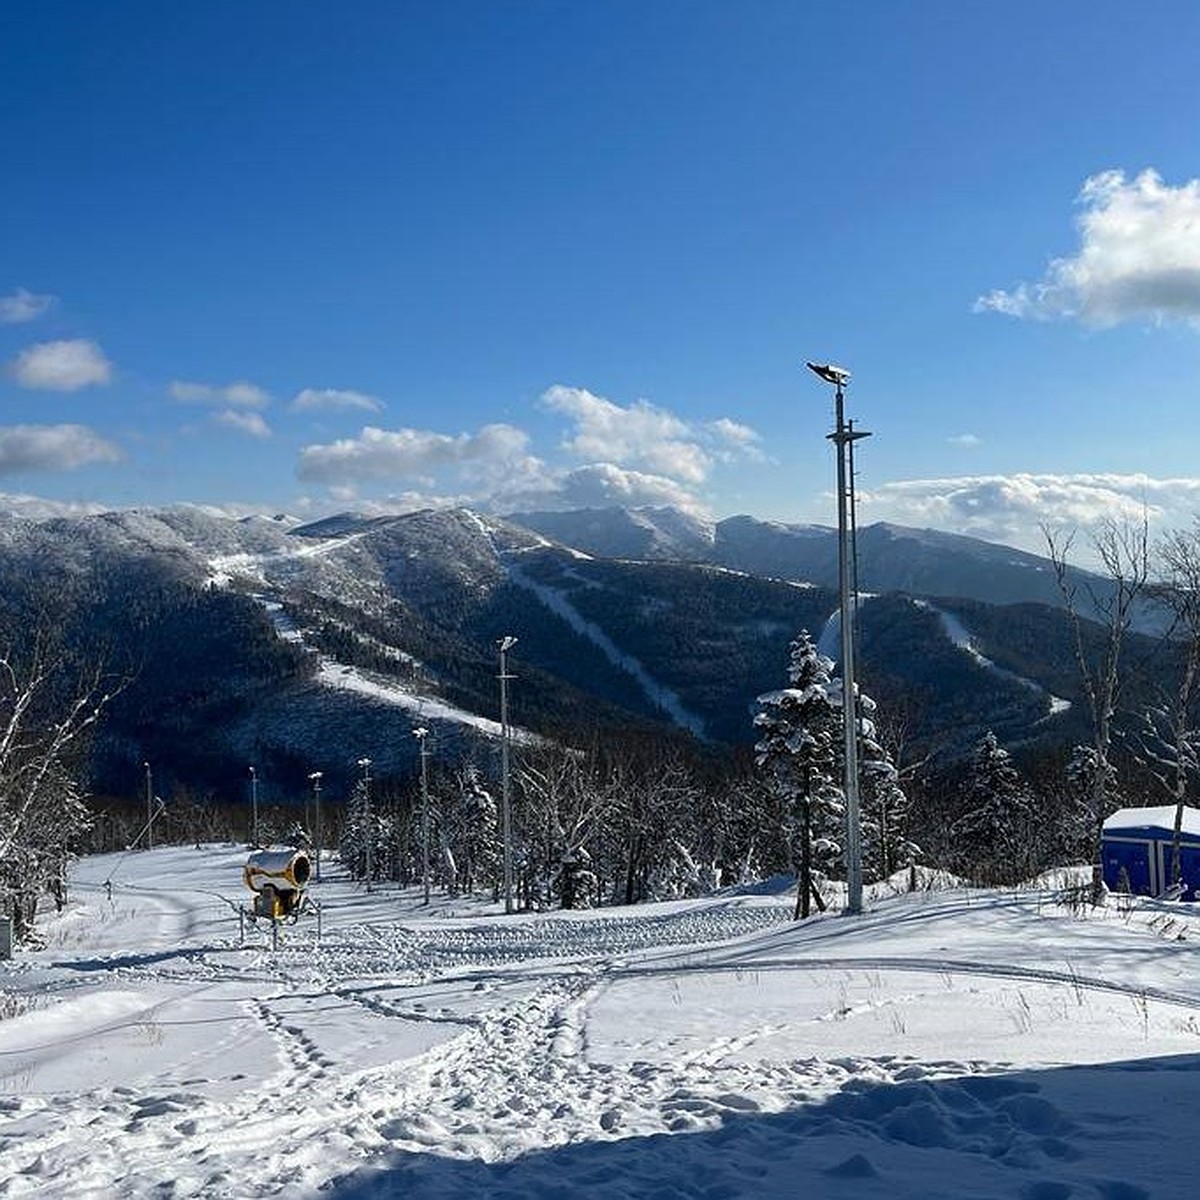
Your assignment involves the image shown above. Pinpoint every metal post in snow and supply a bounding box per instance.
[414,727,430,904]
[308,771,323,881]
[249,764,259,848]
[144,762,153,852]
[497,636,518,914]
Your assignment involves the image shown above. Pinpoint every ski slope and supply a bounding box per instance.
[3,848,1200,1197]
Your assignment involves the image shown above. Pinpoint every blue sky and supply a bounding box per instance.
[2,1,1199,553]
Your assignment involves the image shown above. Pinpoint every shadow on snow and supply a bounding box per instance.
[321,1054,1200,1200]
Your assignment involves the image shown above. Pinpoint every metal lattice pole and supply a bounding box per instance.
[807,362,871,915]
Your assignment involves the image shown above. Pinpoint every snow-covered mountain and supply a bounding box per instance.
[0,502,1164,799]
[510,506,1110,613]
[509,505,716,562]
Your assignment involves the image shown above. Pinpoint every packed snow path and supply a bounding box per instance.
[4,849,1200,1197]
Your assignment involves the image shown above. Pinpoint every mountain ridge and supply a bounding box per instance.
[0,501,1158,802]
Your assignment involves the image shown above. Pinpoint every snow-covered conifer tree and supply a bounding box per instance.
[858,705,918,883]
[441,765,498,895]
[952,730,1037,885]
[754,631,842,917]
[338,777,388,884]
[1062,744,1119,864]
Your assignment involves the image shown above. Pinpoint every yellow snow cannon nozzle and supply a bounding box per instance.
[243,848,312,895]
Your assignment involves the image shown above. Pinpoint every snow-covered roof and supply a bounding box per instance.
[1103,805,1200,838]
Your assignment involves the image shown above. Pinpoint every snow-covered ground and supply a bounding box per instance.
[3,849,1200,1198]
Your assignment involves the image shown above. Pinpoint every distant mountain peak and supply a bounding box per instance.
[507,504,715,561]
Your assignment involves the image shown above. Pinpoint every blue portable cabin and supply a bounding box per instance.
[1101,805,1200,900]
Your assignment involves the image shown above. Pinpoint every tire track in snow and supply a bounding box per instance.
[621,952,1200,1015]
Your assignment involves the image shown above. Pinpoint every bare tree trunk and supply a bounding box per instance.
[795,795,812,920]
[1151,522,1200,887]
[1044,515,1149,903]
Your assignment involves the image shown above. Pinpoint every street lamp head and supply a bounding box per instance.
[413,726,429,740]
[357,757,372,767]
[806,361,851,388]
[308,770,322,782]
[498,635,518,653]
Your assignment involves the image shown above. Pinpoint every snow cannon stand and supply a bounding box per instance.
[240,849,319,947]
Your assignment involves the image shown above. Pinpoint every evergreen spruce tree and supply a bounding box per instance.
[455,765,499,894]
[338,777,388,884]
[858,702,919,883]
[1062,744,1119,865]
[754,631,843,917]
[952,731,1037,885]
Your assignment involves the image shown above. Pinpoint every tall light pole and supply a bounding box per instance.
[497,636,517,914]
[414,727,431,904]
[144,761,153,852]
[357,757,373,891]
[308,771,323,881]
[249,765,259,848]
[807,361,871,915]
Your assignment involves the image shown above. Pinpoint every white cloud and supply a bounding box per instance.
[291,388,384,414]
[0,288,55,324]
[215,409,272,438]
[543,384,708,482]
[170,380,271,408]
[296,390,760,516]
[708,417,761,448]
[297,423,532,485]
[542,384,762,483]
[533,463,707,514]
[975,169,1200,326]
[10,339,112,391]
[0,424,123,474]
[947,433,982,448]
[856,472,1200,554]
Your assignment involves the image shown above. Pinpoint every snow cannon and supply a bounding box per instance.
[243,849,311,919]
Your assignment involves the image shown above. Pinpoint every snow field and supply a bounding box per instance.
[2,847,1200,1197]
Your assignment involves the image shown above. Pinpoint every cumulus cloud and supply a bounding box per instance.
[297,423,532,485]
[0,287,55,324]
[295,388,759,516]
[947,433,982,448]
[0,424,123,474]
[290,388,384,414]
[856,472,1200,553]
[215,409,272,438]
[708,416,763,452]
[543,384,709,482]
[542,384,762,483]
[530,463,707,514]
[975,169,1200,326]
[170,380,270,408]
[10,339,112,391]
